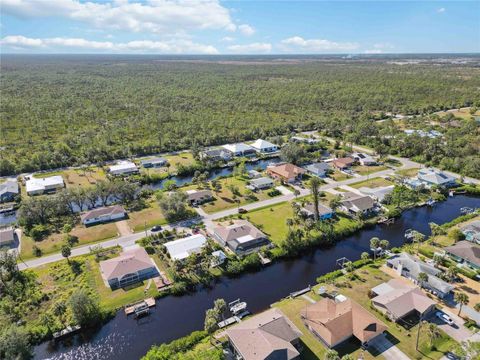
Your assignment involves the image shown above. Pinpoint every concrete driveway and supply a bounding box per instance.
[427,309,473,342]
[368,334,410,360]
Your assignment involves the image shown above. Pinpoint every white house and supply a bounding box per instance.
[164,234,207,261]
[81,205,127,226]
[250,139,278,153]
[304,162,331,177]
[108,161,139,176]
[140,157,168,168]
[222,143,256,157]
[352,152,376,166]
[25,175,65,195]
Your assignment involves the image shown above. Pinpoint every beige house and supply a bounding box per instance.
[301,296,387,348]
[226,308,302,360]
[0,227,15,247]
[212,220,270,255]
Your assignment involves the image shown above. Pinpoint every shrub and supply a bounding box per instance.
[29,224,50,241]
[448,228,465,242]
[267,189,281,197]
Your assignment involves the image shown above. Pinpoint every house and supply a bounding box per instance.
[304,162,331,178]
[226,308,302,360]
[222,143,256,157]
[266,163,306,183]
[0,227,15,247]
[445,241,480,270]
[247,169,262,179]
[25,175,65,195]
[108,161,139,176]
[164,234,207,261]
[200,148,232,162]
[290,136,320,144]
[250,139,278,153]
[416,168,457,188]
[301,296,387,348]
[358,185,394,203]
[371,279,436,322]
[140,157,168,168]
[80,205,127,226]
[404,129,443,139]
[99,247,158,289]
[460,220,480,244]
[352,152,376,166]
[185,189,214,206]
[332,157,355,170]
[247,177,274,191]
[211,250,227,267]
[340,193,376,216]
[300,203,334,220]
[0,179,19,203]
[212,220,270,255]
[386,253,454,299]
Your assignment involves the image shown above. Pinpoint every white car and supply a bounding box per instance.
[436,311,454,326]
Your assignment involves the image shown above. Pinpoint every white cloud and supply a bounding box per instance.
[364,49,383,54]
[221,36,235,42]
[1,35,219,54]
[437,7,446,13]
[2,0,240,34]
[238,24,255,36]
[280,36,359,52]
[227,42,271,54]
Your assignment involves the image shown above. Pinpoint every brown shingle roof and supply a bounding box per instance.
[267,163,305,181]
[214,220,265,243]
[100,247,154,281]
[301,297,387,347]
[333,157,355,169]
[226,308,302,360]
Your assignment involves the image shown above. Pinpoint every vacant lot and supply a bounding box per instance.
[396,167,421,178]
[21,223,118,259]
[329,170,352,182]
[32,167,107,188]
[352,165,388,176]
[164,152,196,172]
[127,200,167,232]
[350,177,394,189]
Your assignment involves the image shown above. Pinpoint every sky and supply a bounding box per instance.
[1,0,479,55]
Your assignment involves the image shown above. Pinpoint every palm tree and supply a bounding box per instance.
[418,272,428,288]
[324,349,339,360]
[286,218,294,230]
[370,237,380,260]
[379,239,390,253]
[454,292,469,316]
[310,177,321,221]
[427,323,441,347]
[412,231,425,254]
[61,244,71,264]
[361,252,370,262]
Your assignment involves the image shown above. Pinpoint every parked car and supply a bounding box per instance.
[151,225,162,232]
[238,208,248,214]
[435,311,454,326]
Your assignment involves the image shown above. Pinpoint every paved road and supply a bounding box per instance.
[427,310,473,343]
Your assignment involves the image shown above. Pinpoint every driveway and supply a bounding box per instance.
[427,309,473,342]
[368,334,410,360]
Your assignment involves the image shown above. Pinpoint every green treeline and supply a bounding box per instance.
[1,56,479,175]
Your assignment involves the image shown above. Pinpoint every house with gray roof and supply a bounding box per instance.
[212,220,270,256]
[300,203,334,220]
[81,205,126,226]
[185,189,213,206]
[140,157,168,168]
[386,253,454,299]
[445,241,480,270]
[226,308,302,360]
[416,168,456,188]
[0,179,19,203]
[200,148,232,162]
[358,185,394,203]
[340,193,376,216]
[247,177,274,191]
[304,162,331,178]
[0,227,15,247]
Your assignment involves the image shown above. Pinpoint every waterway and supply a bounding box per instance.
[34,194,480,360]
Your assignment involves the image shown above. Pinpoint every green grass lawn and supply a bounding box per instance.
[164,152,196,172]
[329,170,352,182]
[352,165,389,176]
[32,167,107,189]
[127,200,168,232]
[396,167,421,178]
[200,176,275,214]
[20,223,119,260]
[350,177,394,189]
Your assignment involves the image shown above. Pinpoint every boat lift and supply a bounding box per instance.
[229,299,248,316]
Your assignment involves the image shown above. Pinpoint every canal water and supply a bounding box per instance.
[34,194,480,360]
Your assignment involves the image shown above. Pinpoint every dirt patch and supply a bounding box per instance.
[116,220,132,236]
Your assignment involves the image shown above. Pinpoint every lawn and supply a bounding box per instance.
[164,152,196,172]
[316,265,457,360]
[20,223,118,260]
[352,165,388,176]
[436,107,480,120]
[200,176,275,214]
[33,167,107,188]
[350,177,394,189]
[396,167,421,178]
[329,170,352,182]
[127,200,167,232]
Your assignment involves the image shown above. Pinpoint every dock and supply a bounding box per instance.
[377,217,395,225]
[53,325,81,339]
[218,316,240,329]
[259,253,272,265]
[124,297,156,316]
[290,285,312,298]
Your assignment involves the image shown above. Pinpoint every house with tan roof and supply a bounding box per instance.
[445,241,480,270]
[301,296,387,348]
[226,308,302,360]
[80,205,126,226]
[185,189,213,206]
[99,247,158,289]
[266,163,305,183]
[371,279,436,322]
[340,193,377,216]
[212,219,270,255]
[332,157,355,170]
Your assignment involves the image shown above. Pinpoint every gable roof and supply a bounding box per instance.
[140,157,167,166]
[222,143,254,153]
[100,247,154,281]
[185,189,213,202]
[445,241,480,267]
[267,163,306,180]
[302,203,334,216]
[214,220,265,243]
[25,175,64,193]
[358,185,394,202]
[333,157,355,168]
[226,308,302,360]
[109,160,138,173]
[305,162,331,174]
[80,205,126,222]
[164,234,207,261]
[0,180,19,196]
[418,168,456,185]
[250,139,278,150]
[301,297,387,346]
[341,193,376,212]
[0,227,15,244]
[371,279,436,319]
[250,177,274,187]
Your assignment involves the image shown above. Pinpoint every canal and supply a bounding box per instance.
[34,194,480,360]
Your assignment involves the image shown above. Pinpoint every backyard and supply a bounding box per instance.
[32,167,107,189]
[350,177,394,189]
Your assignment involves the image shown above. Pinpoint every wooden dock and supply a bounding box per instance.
[218,316,240,329]
[259,253,272,265]
[290,285,311,298]
[124,297,156,315]
[53,325,81,339]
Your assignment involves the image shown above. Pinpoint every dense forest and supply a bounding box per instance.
[1,55,480,176]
